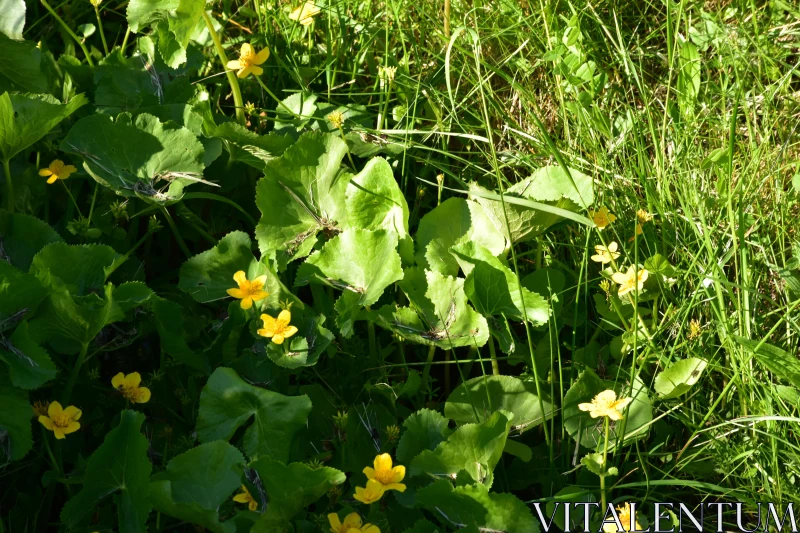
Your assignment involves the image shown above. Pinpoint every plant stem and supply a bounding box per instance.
[160,206,192,259]
[94,6,109,56]
[40,0,95,67]
[487,330,500,376]
[62,342,88,405]
[121,26,131,52]
[62,181,83,218]
[3,158,13,214]
[600,416,610,510]
[201,10,245,125]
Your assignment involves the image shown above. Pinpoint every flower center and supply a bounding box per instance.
[239,48,255,66]
[241,280,263,296]
[121,387,145,402]
[52,413,72,428]
[375,470,394,484]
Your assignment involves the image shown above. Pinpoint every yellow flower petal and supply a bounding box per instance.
[233,270,247,286]
[227,288,246,299]
[254,47,270,64]
[363,466,376,480]
[277,309,292,325]
[135,387,152,403]
[39,416,54,430]
[240,297,253,310]
[328,513,344,532]
[111,372,126,389]
[39,168,53,177]
[123,372,142,389]
[282,325,298,338]
[53,427,66,439]
[342,512,362,528]
[47,175,58,184]
[48,401,63,418]
[272,334,285,344]
[232,493,250,503]
[253,275,268,287]
[62,405,82,420]
[226,59,242,70]
[64,421,81,434]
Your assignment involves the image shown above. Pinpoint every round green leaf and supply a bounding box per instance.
[654,357,707,400]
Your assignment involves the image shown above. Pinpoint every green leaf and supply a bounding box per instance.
[150,298,210,373]
[345,157,409,237]
[451,242,550,325]
[414,197,506,276]
[0,369,31,461]
[250,457,346,531]
[417,479,539,533]
[273,91,318,131]
[150,441,245,533]
[396,408,453,464]
[654,357,707,399]
[128,0,204,67]
[61,410,152,533]
[61,113,205,203]
[196,367,312,461]
[0,92,87,163]
[255,131,350,266]
[402,520,442,533]
[0,210,63,270]
[410,411,512,487]
[0,260,47,326]
[210,121,294,170]
[445,375,554,431]
[563,368,652,451]
[0,0,25,40]
[30,243,119,296]
[377,267,489,349]
[734,336,800,389]
[581,452,617,477]
[179,231,265,303]
[0,35,47,93]
[296,228,403,336]
[0,322,56,389]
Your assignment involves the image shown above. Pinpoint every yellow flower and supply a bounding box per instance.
[327,110,345,129]
[89,0,102,5]
[39,160,77,184]
[591,242,620,264]
[636,209,653,223]
[233,484,258,511]
[227,270,269,310]
[590,207,616,230]
[603,502,642,532]
[257,309,298,344]
[289,1,321,26]
[578,389,632,421]
[111,372,151,403]
[353,479,386,505]
[363,453,406,492]
[328,512,380,533]
[38,401,82,439]
[32,400,50,417]
[226,43,269,79]
[611,265,648,297]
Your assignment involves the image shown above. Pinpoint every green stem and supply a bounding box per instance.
[3,158,13,214]
[201,10,245,125]
[40,0,95,67]
[62,181,83,218]
[487,330,500,376]
[160,206,191,259]
[61,342,88,406]
[121,26,131,52]
[255,76,302,119]
[600,416,610,510]
[94,5,109,56]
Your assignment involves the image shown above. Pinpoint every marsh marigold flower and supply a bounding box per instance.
[353,479,386,504]
[611,265,648,297]
[226,43,269,78]
[591,242,620,264]
[328,512,380,533]
[39,401,82,439]
[636,209,653,223]
[603,502,642,532]
[233,484,258,511]
[590,207,616,230]
[363,453,406,492]
[579,389,632,421]
[257,309,298,344]
[227,270,269,310]
[289,1,321,26]
[39,160,77,184]
[111,372,151,403]
[327,110,345,129]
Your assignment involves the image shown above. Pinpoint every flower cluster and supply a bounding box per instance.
[588,206,652,298]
